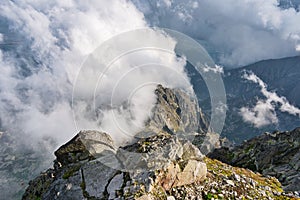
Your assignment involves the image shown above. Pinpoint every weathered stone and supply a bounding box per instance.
[54,130,116,166]
[118,135,183,171]
[225,179,235,186]
[43,168,84,200]
[182,141,204,161]
[160,162,181,191]
[136,194,153,200]
[174,160,207,187]
[82,161,117,199]
[107,173,124,199]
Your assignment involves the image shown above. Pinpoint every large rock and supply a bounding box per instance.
[54,130,116,166]
[175,160,207,187]
[157,159,207,190]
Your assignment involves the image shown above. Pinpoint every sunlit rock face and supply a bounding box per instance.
[147,85,208,135]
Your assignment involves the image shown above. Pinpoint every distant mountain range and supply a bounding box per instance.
[188,56,300,143]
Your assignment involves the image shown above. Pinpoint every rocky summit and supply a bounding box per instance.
[22,86,299,200]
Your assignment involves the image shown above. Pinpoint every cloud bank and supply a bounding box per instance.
[2,0,300,148]
[0,0,191,149]
[132,0,300,67]
[240,71,300,127]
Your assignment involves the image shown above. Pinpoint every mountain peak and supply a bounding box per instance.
[22,86,297,199]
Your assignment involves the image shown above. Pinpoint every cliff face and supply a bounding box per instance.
[148,85,208,135]
[208,128,300,193]
[22,86,297,200]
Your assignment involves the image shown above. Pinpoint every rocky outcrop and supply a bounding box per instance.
[22,129,295,200]
[22,130,209,200]
[147,85,208,135]
[22,86,297,199]
[22,85,210,200]
[208,127,300,194]
[145,85,218,154]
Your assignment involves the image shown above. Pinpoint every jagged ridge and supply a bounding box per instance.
[22,86,297,200]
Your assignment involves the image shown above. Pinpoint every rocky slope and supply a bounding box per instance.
[23,130,296,200]
[22,86,298,199]
[208,127,300,194]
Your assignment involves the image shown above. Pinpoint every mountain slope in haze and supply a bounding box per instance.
[188,56,300,143]
[226,56,300,106]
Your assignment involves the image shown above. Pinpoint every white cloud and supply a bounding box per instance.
[240,100,279,128]
[203,64,224,74]
[240,71,300,127]
[0,0,192,149]
[132,0,300,67]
